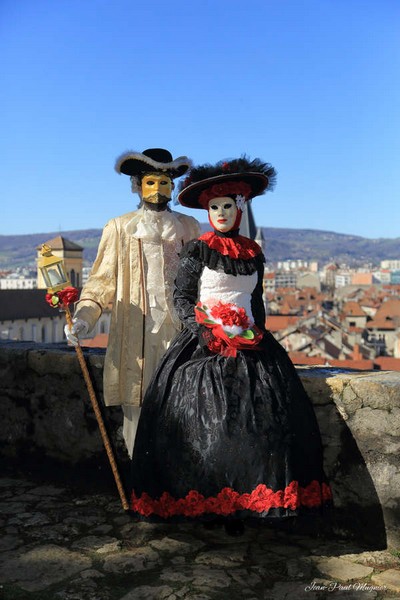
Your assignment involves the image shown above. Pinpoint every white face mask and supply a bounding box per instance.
[208,197,238,233]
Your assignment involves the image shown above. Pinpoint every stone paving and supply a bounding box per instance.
[1,473,400,600]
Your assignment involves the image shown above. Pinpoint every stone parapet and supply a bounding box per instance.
[300,367,400,548]
[1,341,399,548]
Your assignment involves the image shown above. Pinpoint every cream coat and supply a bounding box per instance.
[74,208,200,407]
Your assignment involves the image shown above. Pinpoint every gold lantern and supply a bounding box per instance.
[38,244,71,293]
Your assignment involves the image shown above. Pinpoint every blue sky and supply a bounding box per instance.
[1,0,399,238]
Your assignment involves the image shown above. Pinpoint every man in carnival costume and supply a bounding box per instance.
[65,148,200,456]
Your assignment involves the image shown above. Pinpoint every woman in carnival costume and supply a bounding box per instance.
[130,156,332,535]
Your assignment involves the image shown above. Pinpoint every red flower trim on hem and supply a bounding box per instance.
[131,481,333,518]
[199,232,262,260]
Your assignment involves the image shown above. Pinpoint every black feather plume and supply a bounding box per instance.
[179,155,277,193]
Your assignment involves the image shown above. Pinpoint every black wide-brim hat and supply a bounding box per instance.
[115,148,192,179]
[178,172,269,209]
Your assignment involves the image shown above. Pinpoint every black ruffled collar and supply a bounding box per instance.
[181,238,265,277]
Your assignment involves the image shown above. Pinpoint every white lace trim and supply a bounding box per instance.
[199,267,257,322]
[124,206,185,241]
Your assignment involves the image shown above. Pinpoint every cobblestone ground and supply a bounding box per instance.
[1,473,400,600]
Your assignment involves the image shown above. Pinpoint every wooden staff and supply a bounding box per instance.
[65,307,129,511]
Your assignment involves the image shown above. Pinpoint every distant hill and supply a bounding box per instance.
[0,229,104,270]
[1,226,400,270]
[261,228,400,265]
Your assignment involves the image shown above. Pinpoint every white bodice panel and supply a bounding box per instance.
[199,267,257,322]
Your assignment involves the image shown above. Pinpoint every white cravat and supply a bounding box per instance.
[125,207,183,332]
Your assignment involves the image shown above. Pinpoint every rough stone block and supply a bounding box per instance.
[0,544,92,592]
[371,568,400,593]
[310,555,374,581]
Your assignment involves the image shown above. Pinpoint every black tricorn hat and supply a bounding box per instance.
[115,148,192,180]
[178,156,276,209]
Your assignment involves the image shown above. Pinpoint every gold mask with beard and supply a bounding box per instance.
[141,172,174,205]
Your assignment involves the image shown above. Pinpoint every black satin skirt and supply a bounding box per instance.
[130,328,332,521]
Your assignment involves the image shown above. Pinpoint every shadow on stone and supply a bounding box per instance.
[301,370,388,549]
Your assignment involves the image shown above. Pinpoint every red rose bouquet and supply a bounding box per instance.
[45,286,79,309]
[195,300,263,357]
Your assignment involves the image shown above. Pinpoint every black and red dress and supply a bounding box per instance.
[130,231,332,521]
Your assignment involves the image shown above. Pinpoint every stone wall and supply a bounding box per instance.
[1,341,399,548]
[300,367,400,548]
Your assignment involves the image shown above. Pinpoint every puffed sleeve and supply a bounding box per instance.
[177,213,202,244]
[74,219,118,332]
[173,241,203,333]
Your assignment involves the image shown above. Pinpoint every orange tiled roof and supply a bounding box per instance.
[280,302,292,313]
[374,357,400,371]
[39,235,83,251]
[341,301,366,316]
[375,298,400,318]
[360,300,378,308]
[266,315,301,332]
[288,352,327,366]
[366,319,396,330]
[329,358,374,370]
[81,333,109,348]
[288,353,374,370]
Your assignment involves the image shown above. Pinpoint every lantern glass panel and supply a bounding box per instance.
[40,260,69,290]
[47,265,66,286]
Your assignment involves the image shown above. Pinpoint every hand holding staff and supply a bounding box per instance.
[39,245,129,511]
